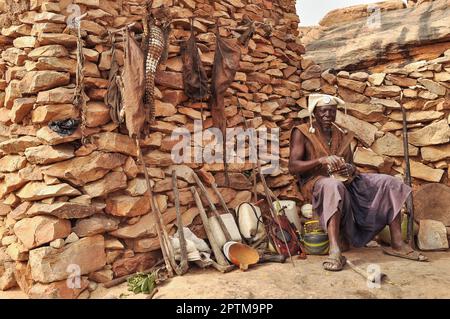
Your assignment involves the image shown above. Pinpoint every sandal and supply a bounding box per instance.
[382,247,428,262]
[323,254,347,271]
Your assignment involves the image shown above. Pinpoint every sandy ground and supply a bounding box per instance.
[2,247,449,299]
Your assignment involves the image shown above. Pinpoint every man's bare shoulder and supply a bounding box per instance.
[292,123,310,134]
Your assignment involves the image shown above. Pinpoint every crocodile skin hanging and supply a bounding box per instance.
[144,22,165,123]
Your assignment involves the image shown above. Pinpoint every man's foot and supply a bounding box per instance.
[322,252,347,271]
[383,244,428,262]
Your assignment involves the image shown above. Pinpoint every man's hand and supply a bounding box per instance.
[335,163,357,179]
[319,155,345,172]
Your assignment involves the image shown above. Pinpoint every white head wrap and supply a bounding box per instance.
[307,94,345,133]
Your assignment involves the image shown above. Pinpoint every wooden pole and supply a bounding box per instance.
[136,139,174,277]
[258,161,295,265]
[400,92,416,249]
[192,173,232,242]
[190,187,229,266]
[236,99,295,265]
[172,170,189,275]
[211,182,237,221]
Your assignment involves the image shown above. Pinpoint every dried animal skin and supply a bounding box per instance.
[122,31,146,138]
[144,24,165,123]
[210,32,241,130]
[105,36,124,125]
[209,30,241,183]
[181,29,209,100]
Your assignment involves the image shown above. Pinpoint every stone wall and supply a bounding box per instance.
[0,0,448,298]
[305,53,450,187]
[302,0,450,71]
[0,0,306,298]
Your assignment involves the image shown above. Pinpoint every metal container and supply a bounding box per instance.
[302,232,330,255]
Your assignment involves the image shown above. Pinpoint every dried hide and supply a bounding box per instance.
[209,30,241,183]
[122,30,146,138]
[209,31,241,131]
[105,38,123,125]
[181,28,209,101]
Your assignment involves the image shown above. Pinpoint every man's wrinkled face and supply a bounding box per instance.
[314,105,337,128]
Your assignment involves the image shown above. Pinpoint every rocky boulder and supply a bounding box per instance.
[336,111,378,147]
[112,251,161,277]
[421,144,450,162]
[24,145,75,165]
[13,215,71,249]
[16,182,81,201]
[36,87,74,104]
[0,262,17,291]
[371,132,419,157]
[409,160,445,182]
[108,213,157,239]
[31,104,79,124]
[82,172,127,198]
[0,136,42,154]
[36,126,81,145]
[29,235,106,283]
[353,147,393,172]
[105,195,151,217]
[91,132,138,157]
[28,278,89,299]
[73,214,120,237]
[0,155,27,173]
[408,120,450,147]
[417,219,449,251]
[25,202,102,219]
[42,151,127,186]
[19,71,70,94]
[9,97,36,123]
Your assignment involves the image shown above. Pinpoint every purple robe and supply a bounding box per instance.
[312,173,411,247]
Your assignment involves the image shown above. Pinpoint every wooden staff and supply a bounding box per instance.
[236,99,295,264]
[192,172,232,243]
[237,98,258,203]
[257,160,296,266]
[190,187,229,266]
[400,92,416,248]
[172,170,189,275]
[136,139,174,277]
[211,182,237,221]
